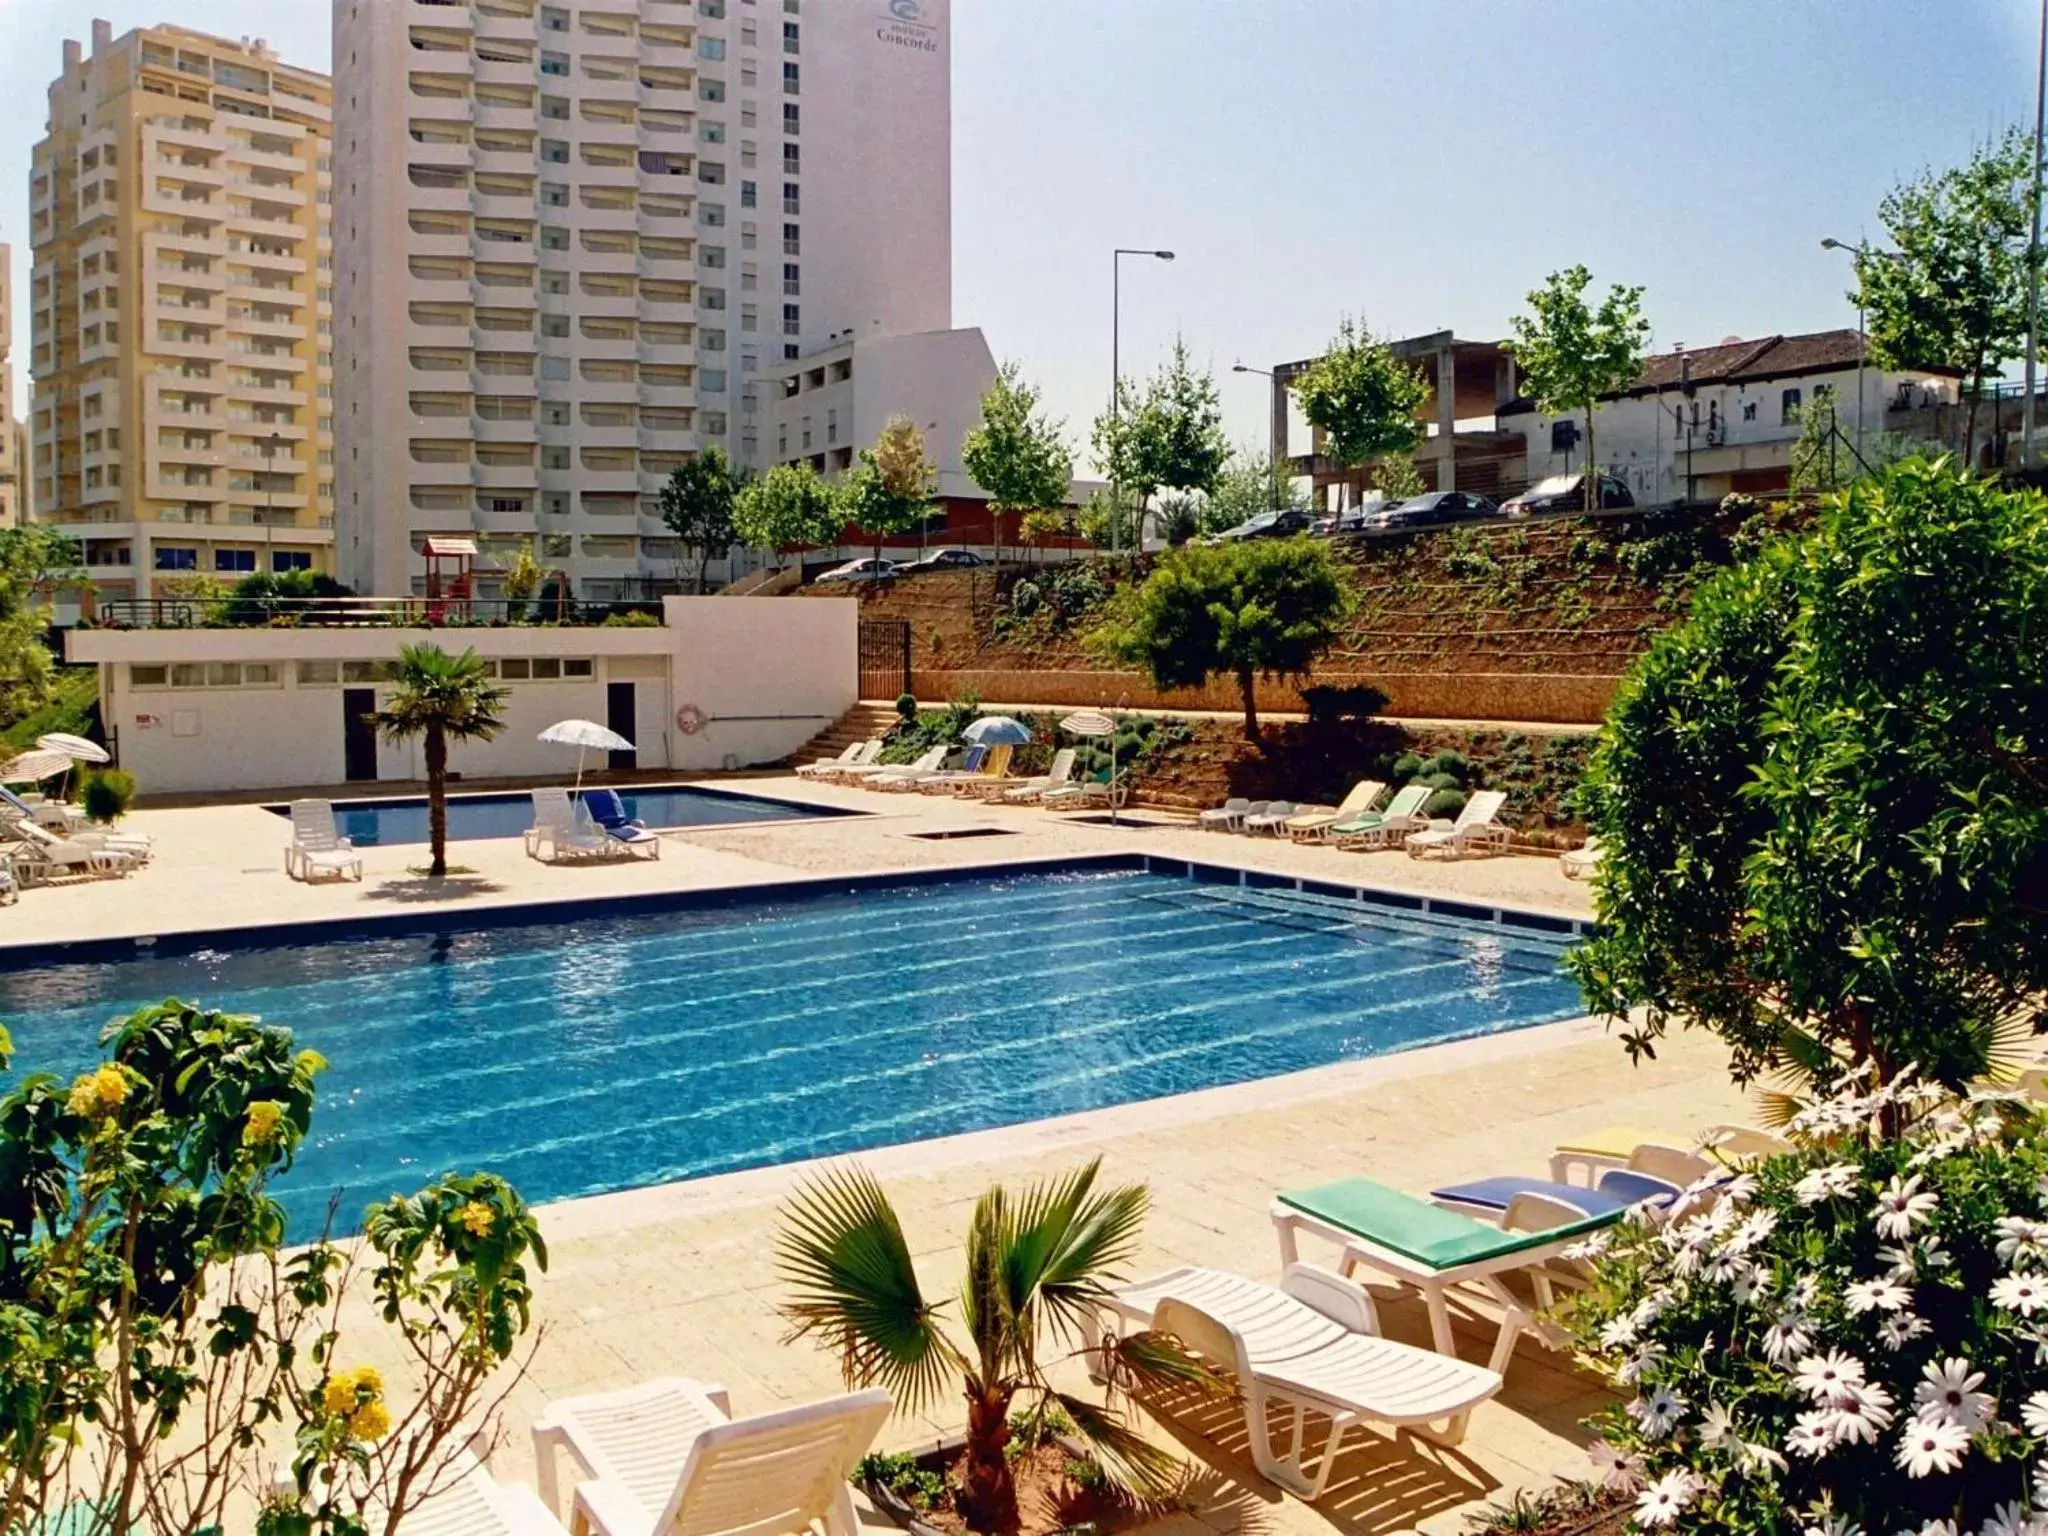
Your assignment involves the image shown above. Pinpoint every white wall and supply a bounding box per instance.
[662,595,857,770]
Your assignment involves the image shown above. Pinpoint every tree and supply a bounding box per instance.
[1507,266,1650,512]
[0,527,82,724]
[1097,539,1354,738]
[1200,444,1309,535]
[778,1159,1220,1531]
[836,417,934,571]
[499,546,542,622]
[731,462,842,568]
[1569,460,2048,1095]
[963,364,1073,568]
[1860,126,2041,469]
[374,644,509,878]
[1287,318,1427,489]
[657,446,741,593]
[1373,452,1426,503]
[1090,338,1228,544]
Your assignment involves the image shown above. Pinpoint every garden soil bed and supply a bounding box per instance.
[865,1437,1162,1536]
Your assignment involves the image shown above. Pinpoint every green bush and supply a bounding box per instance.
[1421,749,1471,783]
[854,1450,945,1511]
[599,608,660,627]
[1421,787,1466,819]
[80,768,136,824]
[1007,579,1042,617]
[893,692,917,721]
[1417,771,1462,792]
[1391,751,1425,781]
[1301,682,1390,724]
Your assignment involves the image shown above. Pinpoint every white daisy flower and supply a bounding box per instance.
[1790,1274,1824,1309]
[1873,1174,1938,1240]
[1877,1244,1919,1281]
[1895,1418,1972,1478]
[2021,1388,2048,1438]
[1562,1231,1612,1262]
[1795,1163,1862,1205]
[1697,1401,1740,1452]
[1794,1349,1869,1406]
[1739,1439,1788,1478]
[1627,1385,1686,1438]
[1912,1356,1991,1429]
[1827,1381,1894,1444]
[1634,1469,1696,1528]
[1598,1315,1639,1350]
[1763,1313,1814,1364]
[1801,1512,1862,1536]
[1912,1521,1959,1536]
[1725,1209,1779,1254]
[1585,1437,1645,1494]
[1992,1273,2048,1316]
[2032,1461,2048,1512]
[1977,1501,2040,1536]
[1729,1267,1765,1305]
[1877,1312,1931,1351]
[1845,1277,1912,1315]
[1997,1216,2048,1266]
[1785,1410,1839,1459]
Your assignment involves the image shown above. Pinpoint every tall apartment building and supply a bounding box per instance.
[0,246,24,528]
[334,0,951,599]
[27,20,333,610]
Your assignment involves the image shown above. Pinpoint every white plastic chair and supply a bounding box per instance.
[286,800,364,882]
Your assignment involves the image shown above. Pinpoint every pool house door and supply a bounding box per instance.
[606,682,638,770]
[343,689,379,781]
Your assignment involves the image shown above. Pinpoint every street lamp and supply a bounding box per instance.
[1820,238,1869,464]
[1232,362,1285,471]
[1110,247,1174,555]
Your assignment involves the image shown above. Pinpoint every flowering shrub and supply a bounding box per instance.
[1571,1073,2048,1535]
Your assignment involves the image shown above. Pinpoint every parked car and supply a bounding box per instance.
[1208,508,1316,543]
[893,548,988,575]
[1358,491,1500,531]
[1501,472,1635,518]
[814,557,899,584]
[1310,505,1381,537]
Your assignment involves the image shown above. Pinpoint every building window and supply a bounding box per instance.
[1548,419,1579,455]
[782,261,799,295]
[1781,387,1802,424]
[782,222,800,255]
[781,143,799,173]
[782,103,799,134]
[214,549,257,573]
[297,660,340,685]
[782,302,800,336]
[783,61,799,93]
[155,547,199,571]
[700,77,726,102]
[781,182,799,214]
[782,22,799,52]
[701,368,727,392]
[273,550,312,572]
[740,179,756,208]
[700,37,726,60]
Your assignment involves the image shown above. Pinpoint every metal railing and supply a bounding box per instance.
[91,594,666,630]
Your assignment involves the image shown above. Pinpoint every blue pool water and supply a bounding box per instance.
[0,869,1586,1235]
[262,784,849,845]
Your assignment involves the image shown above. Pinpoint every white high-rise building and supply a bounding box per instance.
[333,0,951,600]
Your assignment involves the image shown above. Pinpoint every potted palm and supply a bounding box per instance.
[373,643,508,878]
[777,1157,1223,1533]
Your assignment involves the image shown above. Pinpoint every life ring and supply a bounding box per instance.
[674,704,707,736]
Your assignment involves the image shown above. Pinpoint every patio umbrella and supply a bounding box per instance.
[1060,710,1120,825]
[38,733,111,800]
[0,748,75,786]
[538,718,635,798]
[960,716,1031,747]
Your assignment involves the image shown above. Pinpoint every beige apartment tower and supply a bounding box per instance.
[0,246,23,528]
[28,20,333,611]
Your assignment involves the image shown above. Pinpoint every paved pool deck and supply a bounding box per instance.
[0,778,1752,1534]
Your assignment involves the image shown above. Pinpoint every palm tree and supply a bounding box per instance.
[374,644,508,878]
[777,1157,1221,1532]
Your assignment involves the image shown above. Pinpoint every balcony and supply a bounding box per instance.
[404,457,476,488]
[409,92,474,123]
[473,460,538,490]
[472,414,538,444]
[571,336,638,363]
[472,148,535,176]
[638,382,695,407]
[227,243,307,274]
[574,421,638,449]
[471,190,536,220]
[473,57,534,90]
[408,182,473,215]
[474,104,538,132]
[637,338,695,365]
[572,292,638,319]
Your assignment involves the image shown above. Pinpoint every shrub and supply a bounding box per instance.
[1422,748,1472,784]
[1008,578,1043,618]
[1391,751,1426,781]
[893,692,917,721]
[1421,787,1467,819]
[1570,1076,2048,1536]
[80,767,135,824]
[855,1450,945,1511]
[599,607,660,627]
[1301,682,1390,725]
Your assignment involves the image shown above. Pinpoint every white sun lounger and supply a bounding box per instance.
[1285,781,1386,841]
[3,817,141,882]
[1003,748,1076,803]
[796,740,875,779]
[864,745,949,790]
[524,787,616,863]
[1405,790,1510,859]
[1328,784,1433,850]
[530,1377,889,1536]
[285,799,365,882]
[1560,835,1602,879]
[1243,800,1297,835]
[1197,796,1253,832]
[393,1445,567,1536]
[1101,1264,1503,1501]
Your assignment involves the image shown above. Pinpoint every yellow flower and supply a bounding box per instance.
[322,1365,384,1417]
[456,1200,496,1237]
[68,1064,129,1119]
[348,1400,392,1442]
[67,1076,100,1117]
[242,1100,285,1146]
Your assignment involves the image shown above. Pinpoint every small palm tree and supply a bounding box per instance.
[777,1157,1221,1533]
[374,644,508,877]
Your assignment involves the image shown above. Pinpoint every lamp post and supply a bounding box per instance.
[1820,238,1868,464]
[1110,247,1174,555]
[2026,0,2046,468]
[1232,361,1285,472]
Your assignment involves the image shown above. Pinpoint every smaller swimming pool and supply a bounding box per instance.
[264,785,852,846]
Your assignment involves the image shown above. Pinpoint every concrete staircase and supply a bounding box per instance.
[779,702,899,768]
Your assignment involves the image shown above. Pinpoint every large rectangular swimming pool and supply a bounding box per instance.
[0,868,1588,1235]
[262,783,850,845]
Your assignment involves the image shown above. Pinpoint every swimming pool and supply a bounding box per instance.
[0,867,1588,1234]
[262,784,850,845]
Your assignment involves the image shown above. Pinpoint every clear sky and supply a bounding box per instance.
[2,0,2041,463]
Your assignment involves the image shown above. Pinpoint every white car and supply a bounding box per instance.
[814,557,899,584]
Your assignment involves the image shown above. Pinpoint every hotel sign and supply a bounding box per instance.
[878,0,939,54]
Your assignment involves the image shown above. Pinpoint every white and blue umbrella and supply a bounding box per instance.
[961,716,1032,746]
[1060,710,1122,825]
[539,717,635,797]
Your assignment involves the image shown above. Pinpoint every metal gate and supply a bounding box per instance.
[858,618,911,701]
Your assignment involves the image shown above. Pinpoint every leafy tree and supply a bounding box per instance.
[1288,318,1427,481]
[1859,126,2042,469]
[1097,538,1354,738]
[1091,339,1228,543]
[0,1001,547,1536]
[1373,452,1427,503]
[1201,445,1309,534]
[837,418,934,570]
[778,1158,1222,1531]
[499,545,542,622]
[732,462,842,567]
[0,527,81,723]
[656,446,741,593]
[374,644,509,878]
[1569,460,2048,1096]
[963,364,1073,567]
[1507,266,1650,512]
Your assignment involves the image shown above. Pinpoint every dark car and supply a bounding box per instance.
[1501,472,1634,518]
[894,548,988,575]
[1310,506,1375,537]
[1211,508,1316,543]
[1358,491,1500,531]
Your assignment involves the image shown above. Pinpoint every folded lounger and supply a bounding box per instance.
[530,1377,889,1536]
[1428,1168,1684,1222]
[1271,1176,1618,1371]
[1101,1263,1503,1501]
